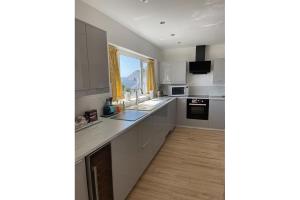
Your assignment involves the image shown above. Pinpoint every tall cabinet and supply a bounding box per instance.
[75,19,110,97]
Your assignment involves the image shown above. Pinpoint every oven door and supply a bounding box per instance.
[186,99,209,120]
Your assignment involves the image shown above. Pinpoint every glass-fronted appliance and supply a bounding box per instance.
[168,85,189,96]
[187,98,209,120]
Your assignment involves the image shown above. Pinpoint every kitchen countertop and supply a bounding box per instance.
[75,97,176,163]
[176,95,225,100]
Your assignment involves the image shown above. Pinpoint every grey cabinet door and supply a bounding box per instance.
[213,58,225,85]
[75,160,89,200]
[75,20,89,91]
[138,116,155,174]
[152,108,166,154]
[209,99,225,129]
[168,99,177,131]
[85,24,109,90]
[111,126,140,200]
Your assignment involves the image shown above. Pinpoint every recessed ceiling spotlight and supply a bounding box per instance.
[170,33,176,36]
[140,0,149,3]
[160,21,166,24]
[177,41,181,44]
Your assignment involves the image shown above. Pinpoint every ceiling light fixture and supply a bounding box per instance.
[160,21,166,24]
[139,0,149,3]
[170,34,176,36]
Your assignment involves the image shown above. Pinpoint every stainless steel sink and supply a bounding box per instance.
[111,110,148,121]
[126,105,155,111]
[126,98,166,111]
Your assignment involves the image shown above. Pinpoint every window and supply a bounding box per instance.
[119,53,148,97]
[142,62,148,93]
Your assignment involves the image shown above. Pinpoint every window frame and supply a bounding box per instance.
[118,50,149,96]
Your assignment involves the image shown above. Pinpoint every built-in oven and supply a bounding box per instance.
[187,98,209,120]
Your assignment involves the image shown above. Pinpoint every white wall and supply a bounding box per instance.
[76,0,162,60]
[205,44,225,60]
[161,44,224,61]
[161,44,225,95]
[161,44,225,86]
[161,47,196,62]
[75,0,162,117]
[160,44,224,62]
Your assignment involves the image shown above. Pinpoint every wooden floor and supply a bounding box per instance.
[127,127,225,200]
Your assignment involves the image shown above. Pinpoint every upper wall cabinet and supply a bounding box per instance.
[75,19,109,97]
[213,58,225,85]
[75,20,89,91]
[159,61,187,84]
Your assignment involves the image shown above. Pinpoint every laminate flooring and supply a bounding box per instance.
[127,127,225,200]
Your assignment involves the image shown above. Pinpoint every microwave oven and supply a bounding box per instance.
[168,85,189,96]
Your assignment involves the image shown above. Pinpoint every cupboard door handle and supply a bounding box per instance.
[92,166,100,200]
[189,103,206,106]
[142,140,150,148]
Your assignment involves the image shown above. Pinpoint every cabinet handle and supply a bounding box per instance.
[92,166,100,200]
[142,140,151,149]
[188,103,207,106]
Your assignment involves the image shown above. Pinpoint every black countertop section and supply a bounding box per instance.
[187,95,225,99]
[159,95,225,99]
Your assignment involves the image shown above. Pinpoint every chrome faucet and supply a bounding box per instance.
[135,89,139,105]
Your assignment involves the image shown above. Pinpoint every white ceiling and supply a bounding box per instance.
[81,0,225,49]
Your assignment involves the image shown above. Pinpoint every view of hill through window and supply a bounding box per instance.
[119,54,147,95]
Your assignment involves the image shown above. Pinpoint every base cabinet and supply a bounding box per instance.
[167,98,177,131]
[138,116,156,174]
[111,126,140,200]
[176,98,224,129]
[85,144,114,200]
[75,160,89,200]
[111,99,176,200]
[209,99,225,129]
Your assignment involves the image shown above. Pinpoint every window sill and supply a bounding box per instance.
[113,95,150,107]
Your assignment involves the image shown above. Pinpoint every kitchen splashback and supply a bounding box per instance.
[188,86,224,96]
[159,85,224,96]
[75,93,111,117]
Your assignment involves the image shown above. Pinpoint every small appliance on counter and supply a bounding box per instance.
[168,85,189,96]
[157,90,161,97]
[75,115,88,130]
[75,109,101,132]
[84,109,98,123]
[102,97,116,116]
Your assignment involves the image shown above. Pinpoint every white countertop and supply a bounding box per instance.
[176,95,225,100]
[75,97,176,162]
